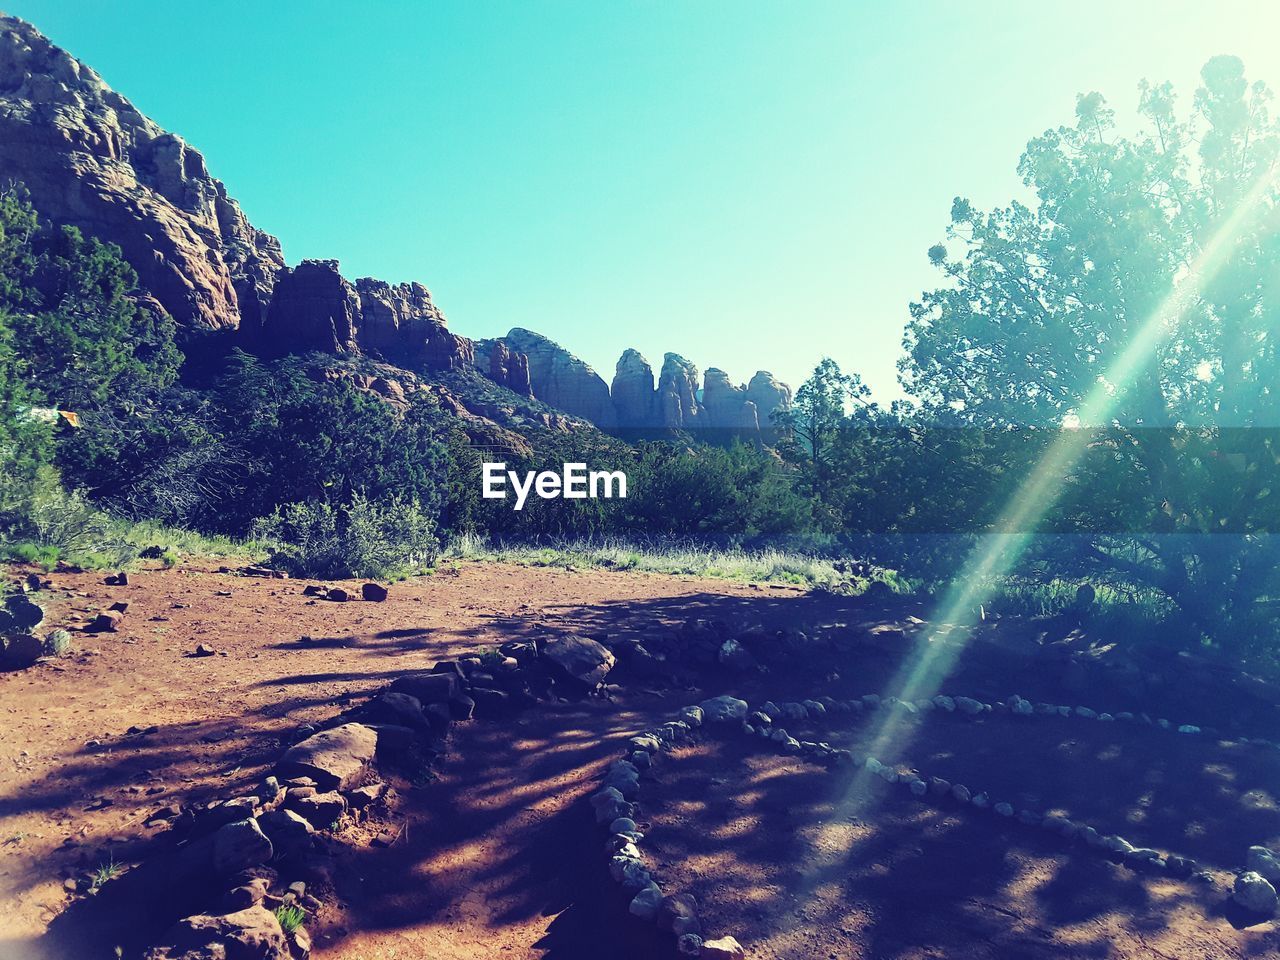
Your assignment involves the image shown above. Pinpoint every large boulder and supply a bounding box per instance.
[541,635,616,687]
[147,905,289,960]
[0,15,283,332]
[388,672,460,705]
[211,818,273,876]
[276,723,378,791]
[1247,845,1280,885]
[0,633,44,670]
[1233,871,1279,915]
[1,593,44,632]
[257,809,315,856]
[362,691,432,731]
[287,790,347,830]
[699,695,748,723]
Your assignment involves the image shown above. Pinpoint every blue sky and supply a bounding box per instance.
[8,1,1280,398]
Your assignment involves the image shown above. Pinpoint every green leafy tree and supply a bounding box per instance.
[207,354,454,534]
[901,56,1280,652]
[774,358,872,510]
[0,186,187,516]
[0,190,51,478]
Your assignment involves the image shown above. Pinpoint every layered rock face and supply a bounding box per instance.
[501,328,618,429]
[254,261,475,372]
[0,15,284,330]
[485,333,791,442]
[746,371,793,440]
[259,260,360,355]
[355,277,474,371]
[612,349,657,428]
[703,368,760,434]
[0,13,789,440]
[658,353,702,430]
[0,15,480,377]
[474,339,533,397]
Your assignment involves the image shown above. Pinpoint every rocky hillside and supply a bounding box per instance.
[0,13,790,446]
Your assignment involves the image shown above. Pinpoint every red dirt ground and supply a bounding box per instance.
[0,560,1277,959]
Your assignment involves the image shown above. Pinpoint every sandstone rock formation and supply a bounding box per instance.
[0,15,284,330]
[474,338,533,396]
[746,371,793,440]
[487,329,792,442]
[0,13,791,443]
[702,367,760,436]
[501,328,618,429]
[356,277,474,371]
[611,349,657,429]
[658,353,702,430]
[0,15,479,377]
[250,258,476,372]
[258,259,361,355]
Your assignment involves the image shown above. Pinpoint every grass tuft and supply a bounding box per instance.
[274,903,306,934]
[444,532,907,592]
[90,857,121,890]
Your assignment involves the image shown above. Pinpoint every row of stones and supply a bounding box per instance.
[734,694,1280,919]
[591,699,749,960]
[143,722,395,959]
[746,689,1264,749]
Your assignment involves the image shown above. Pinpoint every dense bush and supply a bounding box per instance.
[252,492,440,579]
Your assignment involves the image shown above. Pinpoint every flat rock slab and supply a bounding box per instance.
[276,722,378,792]
[151,904,289,959]
[388,672,458,705]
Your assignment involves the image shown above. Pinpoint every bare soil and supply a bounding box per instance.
[0,560,1277,960]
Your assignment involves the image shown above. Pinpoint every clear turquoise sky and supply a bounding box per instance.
[7,1,1280,398]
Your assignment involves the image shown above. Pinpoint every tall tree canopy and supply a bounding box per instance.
[900,56,1280,649]
[903,56,1280,429]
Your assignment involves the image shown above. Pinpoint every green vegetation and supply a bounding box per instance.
[766,56,1280,662]
[273,904,306,935]
[446,532,907,592]
[979,578,1183,640]
[43,628,71,656]
[3,57,1280,671]
[89,857,121,891]
[253,493,438,579]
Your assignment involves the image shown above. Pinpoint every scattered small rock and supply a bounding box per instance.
[701,935,746,959]
[628,883,663,920]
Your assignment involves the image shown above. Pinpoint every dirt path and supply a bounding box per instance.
[1,560,1278,959]
[0,560,793,958]
[316,695,677,960]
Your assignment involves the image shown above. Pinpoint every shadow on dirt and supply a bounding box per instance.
[8,585,1280,959]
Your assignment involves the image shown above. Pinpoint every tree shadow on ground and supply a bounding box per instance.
[8,585,1280,959]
